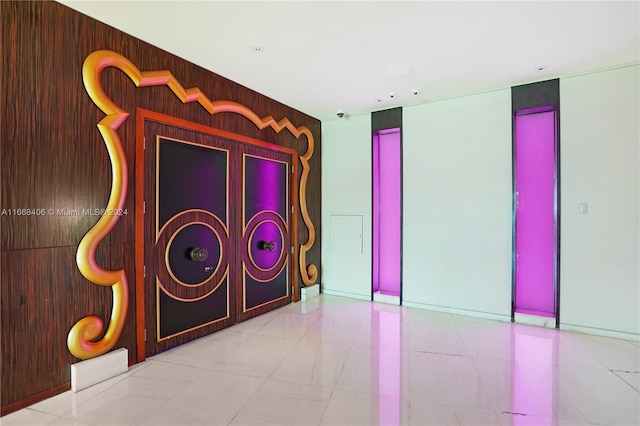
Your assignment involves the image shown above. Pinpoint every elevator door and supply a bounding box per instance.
[142,119,293,356]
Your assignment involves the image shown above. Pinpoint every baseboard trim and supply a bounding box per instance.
[401,300,512,323]
[373,293,400,305]
[300,283,320,301]
[515,312,557,328]
[321,288,371,301]
[1,382,70,417]
[71,348,128,392]
[559,323,640,342]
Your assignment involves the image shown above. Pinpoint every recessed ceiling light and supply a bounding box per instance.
[387,64,413,78]
[536,65,548,72]
[253,46,263,52]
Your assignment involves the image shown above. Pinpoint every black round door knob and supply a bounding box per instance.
[259,241,276,251]
[189,247,209,262]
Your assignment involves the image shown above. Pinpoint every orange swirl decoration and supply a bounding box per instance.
[298,128,318,285]
[69,50,318,359]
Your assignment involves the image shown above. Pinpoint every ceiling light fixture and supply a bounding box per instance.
[536,65,548,72]
[387,64,413,78]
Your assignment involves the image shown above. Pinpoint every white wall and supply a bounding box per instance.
[560,65,639,336]
[321,65,639,338]
[321,114,372,299]
[402,90,513,318]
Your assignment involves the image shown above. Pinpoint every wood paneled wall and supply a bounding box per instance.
[1,1,321,413]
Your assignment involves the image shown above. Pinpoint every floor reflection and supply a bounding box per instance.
[512,326,558,425]
[373,305,403,425]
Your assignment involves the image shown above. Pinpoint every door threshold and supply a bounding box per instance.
[373,293,400,305]
[514,312,557,328]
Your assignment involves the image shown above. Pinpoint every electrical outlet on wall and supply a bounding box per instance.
[579,203,589,214]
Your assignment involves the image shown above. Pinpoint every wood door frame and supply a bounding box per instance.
[135,108,299,362]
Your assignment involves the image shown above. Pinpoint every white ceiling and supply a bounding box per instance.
[59,1,639,121]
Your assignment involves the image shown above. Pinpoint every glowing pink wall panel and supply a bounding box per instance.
[373,133,380,293]
[514,111,556,317]
[373,129,401,296]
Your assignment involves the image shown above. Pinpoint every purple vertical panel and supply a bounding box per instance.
[515,111,556,317]
[373,133,380,293]
[375,130,401,296]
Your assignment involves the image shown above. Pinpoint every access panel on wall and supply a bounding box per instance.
[141,115,296,357]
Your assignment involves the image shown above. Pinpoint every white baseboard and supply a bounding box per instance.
[514,313,556,328]
[373,293,400,305]
[402,300,512,323]
[300,284,320,301]
[71,348,128,392]
[321,288,371,301]
[560,323,640,342]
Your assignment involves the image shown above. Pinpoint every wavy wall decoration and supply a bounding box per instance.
[68,50,317,360]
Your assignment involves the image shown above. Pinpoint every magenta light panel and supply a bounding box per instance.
[373,128,401,296]
[514,110,557,317]
[373,132,380,293]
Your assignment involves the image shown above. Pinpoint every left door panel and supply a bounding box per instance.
[143,120,237,356]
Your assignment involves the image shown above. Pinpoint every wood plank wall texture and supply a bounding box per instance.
[1,1,321,413]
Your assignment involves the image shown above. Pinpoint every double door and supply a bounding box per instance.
[140,115,295,357]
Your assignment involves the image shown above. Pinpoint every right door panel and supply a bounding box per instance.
[238,146,292,322]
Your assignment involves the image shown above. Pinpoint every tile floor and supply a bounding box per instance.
[3,295,639,425]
